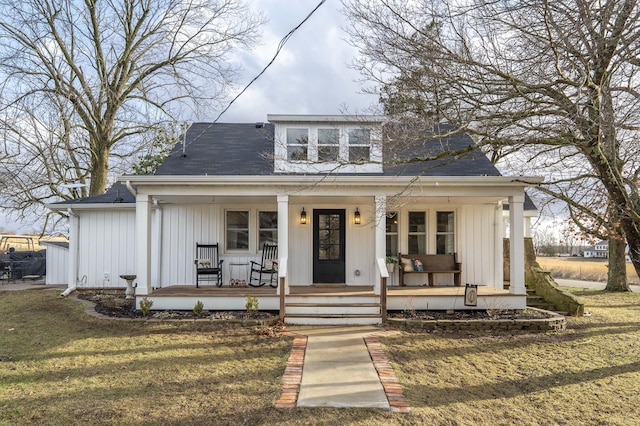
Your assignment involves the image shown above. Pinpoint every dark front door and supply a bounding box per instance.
[313,209,346,283]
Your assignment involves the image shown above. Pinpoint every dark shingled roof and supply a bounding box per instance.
[155,122,500,177]
[53,181,134,206]
[155,122,275,176]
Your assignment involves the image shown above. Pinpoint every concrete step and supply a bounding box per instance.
[284,314,382,326]
[285,303,380,316]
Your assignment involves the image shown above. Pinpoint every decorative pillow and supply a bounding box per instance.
[401,258,413,272]
[196,258,211,269]
[413,259,424,272]
[266,259,278,271]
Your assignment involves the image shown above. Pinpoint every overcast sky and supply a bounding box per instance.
[211,0,378,123]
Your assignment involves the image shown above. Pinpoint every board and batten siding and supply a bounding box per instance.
[77,209,136,288]
[458,204,501,288]
[44,243,68,285]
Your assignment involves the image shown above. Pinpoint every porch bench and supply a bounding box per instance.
[398,253,462,287]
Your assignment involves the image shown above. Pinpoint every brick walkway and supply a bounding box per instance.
[275,330,410,412]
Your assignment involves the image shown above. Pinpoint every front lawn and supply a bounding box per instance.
[1,288,639,425]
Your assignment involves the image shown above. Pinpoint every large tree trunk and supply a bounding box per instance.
[605,234,630,292]
[89,145,110,196]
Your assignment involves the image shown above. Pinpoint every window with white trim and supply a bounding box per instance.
[386,212,398,256]
[436,211,455,254]
[258,211,278,249]
[226,210,249,251]
[348,128,371,162]
[408,211,426,254]
[287,128,308,161]
[317,128,339,162]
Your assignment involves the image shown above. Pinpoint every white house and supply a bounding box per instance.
[49,115,542,325]
[584,240,631,261]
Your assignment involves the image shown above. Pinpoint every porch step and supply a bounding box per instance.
[284,295,382,325]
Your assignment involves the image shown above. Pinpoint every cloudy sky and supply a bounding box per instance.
[210,0,379,123]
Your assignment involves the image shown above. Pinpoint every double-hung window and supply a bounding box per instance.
[258,211,278,249]
[386,212,398,256]
[317,128,339,162]
[408,211,426,254]
[287,128,309,161]
[348,128,371,162]
[436,211,455,254]
[226,211,249,251]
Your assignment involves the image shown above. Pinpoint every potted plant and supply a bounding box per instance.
[385,256,398,273]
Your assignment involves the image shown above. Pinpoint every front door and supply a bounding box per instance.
[313,209,346,283]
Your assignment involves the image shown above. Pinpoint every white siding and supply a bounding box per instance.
[77,209,136,288]
[459,205,498,287]
[44,244,68,285]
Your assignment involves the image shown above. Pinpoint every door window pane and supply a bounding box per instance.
[318,213,341,260]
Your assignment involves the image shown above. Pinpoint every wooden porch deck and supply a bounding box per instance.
[149,284,510,297]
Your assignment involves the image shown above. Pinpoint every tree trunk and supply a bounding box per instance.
[605,234,630,292]
[89,145,110,196]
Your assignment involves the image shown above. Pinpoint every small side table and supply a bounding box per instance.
[228,263,249,286]
[120,275,137,299]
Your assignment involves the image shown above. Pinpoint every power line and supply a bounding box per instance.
[175,0,327,156]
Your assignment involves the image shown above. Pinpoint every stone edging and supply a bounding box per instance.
[275,333,307,408]
[364,334,411,413]
[386,308,566,332]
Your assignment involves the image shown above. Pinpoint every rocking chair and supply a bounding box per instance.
[249,243,278,288]
[195,243,224,287]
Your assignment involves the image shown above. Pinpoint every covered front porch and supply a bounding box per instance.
[123,175,535,324]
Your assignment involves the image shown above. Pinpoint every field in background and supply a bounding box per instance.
[1,234,67,252]
[537,256,640,284]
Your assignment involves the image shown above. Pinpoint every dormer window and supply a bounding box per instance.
[270,115,384,174]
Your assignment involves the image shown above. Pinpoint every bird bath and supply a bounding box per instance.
[119,275,137,299]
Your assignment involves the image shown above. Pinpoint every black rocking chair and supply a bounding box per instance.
[249,243,278,288]
[195,243,224,287]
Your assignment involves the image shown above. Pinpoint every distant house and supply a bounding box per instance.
[48,115,542,324]
[584,240,631,261]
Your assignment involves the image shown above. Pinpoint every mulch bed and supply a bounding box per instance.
[388,309,553,321]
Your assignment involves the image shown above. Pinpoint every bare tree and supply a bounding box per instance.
[0,0,263,228]
[343,0,640,291]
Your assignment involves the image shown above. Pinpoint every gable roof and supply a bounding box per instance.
[155,122,501,177]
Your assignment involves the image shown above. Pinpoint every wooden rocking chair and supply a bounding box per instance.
[195,243,224,287]
[249,243,278,288]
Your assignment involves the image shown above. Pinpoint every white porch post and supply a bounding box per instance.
[135,193,152,295]
[277,195,289,295]
[509,194,525,294]
[374,195,387,295]
[494,202,504,289]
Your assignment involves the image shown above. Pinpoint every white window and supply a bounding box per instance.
[226,211,249,251]
[408,211,427,254]
[348,128,371,163]
[436,211,455,254]
[386,212,398,256]
[258,211,278,249]
[317,128,339,162]
[287,128,308,161]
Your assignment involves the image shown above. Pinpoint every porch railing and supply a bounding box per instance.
[376,258,388,321]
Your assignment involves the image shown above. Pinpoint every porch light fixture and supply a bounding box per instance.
[354,208,361,225]
[300,208,307,225]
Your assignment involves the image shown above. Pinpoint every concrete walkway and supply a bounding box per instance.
[291,326,390,409]
[555,278,640,292]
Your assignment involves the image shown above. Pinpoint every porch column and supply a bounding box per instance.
[277,195,289,296]
[509,194,525,294]
[374,195,387,295]
[494,202,504,289]
[135,193,152,295]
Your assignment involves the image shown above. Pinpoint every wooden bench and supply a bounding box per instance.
[398,253,462,287]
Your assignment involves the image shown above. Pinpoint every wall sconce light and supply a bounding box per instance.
[354,207,361,225]
[300,208,307,225]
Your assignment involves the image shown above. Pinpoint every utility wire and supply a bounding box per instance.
[175,0,327,155]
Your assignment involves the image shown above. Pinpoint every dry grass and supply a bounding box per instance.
[2,288,640,425]
[537,256,640,284]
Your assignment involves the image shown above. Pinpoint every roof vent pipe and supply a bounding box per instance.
[255,122,264,128]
